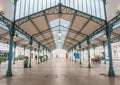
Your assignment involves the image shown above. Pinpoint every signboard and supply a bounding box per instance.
[74,53,80,59]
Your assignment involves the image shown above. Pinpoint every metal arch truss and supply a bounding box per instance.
[1,4,108,51]
[0,14,30,39]
[108,14,120,26]
[15,4,105,26]
[33,25,87,39]
[0,32,9,39]
[14,4,106,51]
[0,14,12,28]
[40,35,78,43]
[69,13,120,51]
[43,11,56,48]
[0,14,50,51]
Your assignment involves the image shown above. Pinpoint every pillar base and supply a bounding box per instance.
[38,62,40,64]
[87,66,92,68]
[79,62,82,65]
[6,70,12,76]
[13,62,15,64]
[87,64,91,68]
[75,60,76,63]
[108,69,115,77]
[29,64,32,68]
[104,62,106,64]
[104,58,106,64]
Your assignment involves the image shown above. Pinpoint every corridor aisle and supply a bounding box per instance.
[0,58,120,85]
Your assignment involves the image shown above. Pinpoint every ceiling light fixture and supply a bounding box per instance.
[58,39,61,42]
[26,41,28,44]
[14,34,18,39]
[58,32,62,36]
[103,35,106,38]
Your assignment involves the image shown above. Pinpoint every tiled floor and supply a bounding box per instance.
[0,58,120,85]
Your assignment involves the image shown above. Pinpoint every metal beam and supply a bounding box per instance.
[40,37,52,43]
[112,32,120,37]
[0,32,9,38]
[44,11,56,48]
[15,39,23,43]
[15,4,105,26]
[108,14,120,26]
[0,14,12,28]
[79,18,91,32]
[71,18,91,42]
[33,25,90,38]
[0,2,107,51]
[28,18,51,50]
[65,41,75,46]
[32,25,60,38]
[96,38,103,42]
[63,11,77,48]
[46,43,54,47]
[67,36,79,43]
[111,32,120,40]
[44,41,54,46]
[40,35,79,44]
[33,29,50,38]
[68,11,120,53]
[29,18,48,42]
[60,25,87,37]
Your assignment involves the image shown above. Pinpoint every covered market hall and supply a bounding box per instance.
[0,0,120,85]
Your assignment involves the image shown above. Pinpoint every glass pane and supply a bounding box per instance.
[50,18,71,48]
[16,0,105,19]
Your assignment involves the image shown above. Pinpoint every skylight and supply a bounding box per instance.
[16,0,105,19]
[50,18,71,48]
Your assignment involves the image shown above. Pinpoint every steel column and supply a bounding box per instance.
[93,45,96,57]
[46,49,47,60]
[103,0,115,77]
[72,49,74,61]
[87,38,91,68]
[6,0,17,76]
[79,51,82,65]
[29,36,33,68]
[43,47,44,56]
[38,43,40,64]
[43,47,44,61]
[74,48,77,63]
[103,41,106,64]
[35,49,36,56]
[70,50,72,60]
[83,48,85,61]
[79,46,82,65]
[13,42,16,64]
[24,45,26,57]
[6,28,14,76]
[106,26,115,76]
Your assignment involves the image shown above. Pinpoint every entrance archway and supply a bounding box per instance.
[52,48,67,58]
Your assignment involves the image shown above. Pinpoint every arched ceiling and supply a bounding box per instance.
[15,4,105,50]
[0,4,120,51]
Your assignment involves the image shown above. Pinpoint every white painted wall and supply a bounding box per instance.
[0,0,14,20]
[106,0,120,21]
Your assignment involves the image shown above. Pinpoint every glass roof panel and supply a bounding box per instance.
[50,18,71,48]
[60,19,70,27]
[16,0,105,19]
[49,19,59,28]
